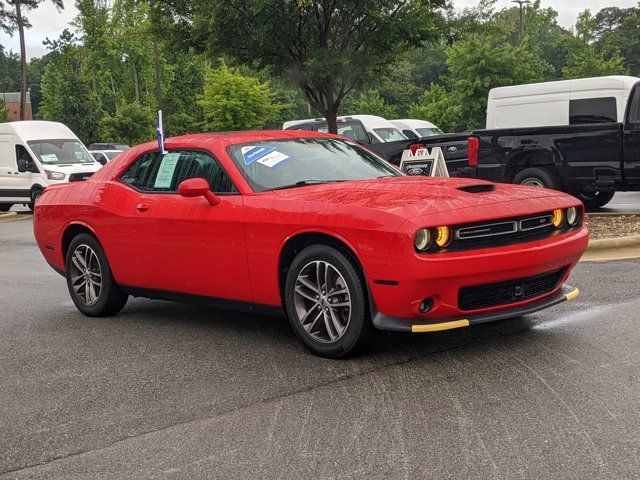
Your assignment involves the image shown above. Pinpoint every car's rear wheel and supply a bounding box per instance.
[574,191,615,210]
[513,167,560,190]
[66,233,128,316]
[284,245,370,358]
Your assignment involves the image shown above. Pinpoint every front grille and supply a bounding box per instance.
[68,172,94,182]
[458,267,567,311]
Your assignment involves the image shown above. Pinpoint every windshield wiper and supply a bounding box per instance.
[271,179,346,191]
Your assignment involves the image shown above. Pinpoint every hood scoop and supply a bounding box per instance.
[456,184,496,194]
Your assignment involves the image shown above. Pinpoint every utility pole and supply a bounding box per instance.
[511,0,531,43]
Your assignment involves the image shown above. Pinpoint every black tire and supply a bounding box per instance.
[284,245,370,358]
[28,188,42,212]
[65,233,128,317]
[574,191,615,210]
[512,167,560,190]
[0,203,12,212]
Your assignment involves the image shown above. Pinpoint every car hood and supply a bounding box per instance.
[42,162,101,174]
[272,176,568,218]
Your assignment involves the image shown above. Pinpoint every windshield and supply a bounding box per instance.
[28,140,96,165]
[373,128,407,142]
[416,127,444,137]
[228,138,401,192]
[105,151,121,160]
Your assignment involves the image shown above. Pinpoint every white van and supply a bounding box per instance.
[0,121,100,211]
[283,115,407,144]
[486,75,640,129]
[390,119,444,139]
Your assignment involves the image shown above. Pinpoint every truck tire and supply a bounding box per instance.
[0,203,12,212]
[574,191,615,210]
[512,167,560,190]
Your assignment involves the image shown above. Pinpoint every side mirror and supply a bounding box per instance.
[178,178,220,206]
[17,157,38,173]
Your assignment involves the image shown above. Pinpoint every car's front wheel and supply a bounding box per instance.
[66,233,128,316]
[284,245,370,358]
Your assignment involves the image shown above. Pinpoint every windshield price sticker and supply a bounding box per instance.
[154,152,181,189]
[40,153,59,163]
[241,145,276,165]
[257,150,290,168]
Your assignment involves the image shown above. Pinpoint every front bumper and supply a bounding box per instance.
[372,285,579,332]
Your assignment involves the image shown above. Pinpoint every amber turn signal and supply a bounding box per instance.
[435,226,452,248]
[552,209,564,228]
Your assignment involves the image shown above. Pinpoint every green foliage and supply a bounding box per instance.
[39,34,104,144]
[444,35,552,130]
[345,91,398,119]
[562,45,629,79]
[100,102,155,145]
[152,0,447,132]
[409,84,463,132]
[197,63,280,131]
[0,97,9,122]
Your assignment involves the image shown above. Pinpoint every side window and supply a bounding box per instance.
[627,87,640,124]
[16,145,34,163]
[569,97,617,125]
[120,150,236,194]
[402,129,419,139]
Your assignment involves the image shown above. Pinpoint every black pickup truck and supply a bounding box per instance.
[369,82,640,209]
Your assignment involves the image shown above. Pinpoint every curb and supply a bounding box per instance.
[586,235,640,252]
[588,212,640,217]
[0,212,18,221]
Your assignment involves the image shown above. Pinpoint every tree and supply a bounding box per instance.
[445,35,553,129]
[409,84,463,132]
[39,30,104,143]
[562,45,628,79]
[149,0,446,133]
[345,90,398,119]
[0,97,9,122]
[5,0,64,120]
[197,62,280,131]
[100,102,155,145]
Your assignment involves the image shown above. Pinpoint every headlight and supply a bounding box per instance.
[44,170,65,181]
[435,226,452,248]
[566,207,579,226]
[552,209,564,228]
[414,229,432,252]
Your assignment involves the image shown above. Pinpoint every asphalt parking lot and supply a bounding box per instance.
[1,217,639,479]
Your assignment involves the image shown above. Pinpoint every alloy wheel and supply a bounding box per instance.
[69,244,102,306]
[293,260,352,344]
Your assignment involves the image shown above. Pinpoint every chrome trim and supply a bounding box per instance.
[456,220,518,240]
[519,214,553,232]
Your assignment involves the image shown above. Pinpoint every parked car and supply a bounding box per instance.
[0,121,101,212]
[88,142,129,151]
[283,115,407,144]
[34,130,587,357]
[390,119,444,139]
[90,150,123,166]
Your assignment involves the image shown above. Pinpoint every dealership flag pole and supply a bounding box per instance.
[157,110,167,154]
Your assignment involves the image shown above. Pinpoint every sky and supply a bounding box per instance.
[0,0,638,59]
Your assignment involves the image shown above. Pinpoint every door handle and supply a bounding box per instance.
[136,202,151,212]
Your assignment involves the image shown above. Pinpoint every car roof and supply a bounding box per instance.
[165,129,341,148]
[392,119,439,129]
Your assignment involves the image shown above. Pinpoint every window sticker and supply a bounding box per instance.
[154,152,181,189]
[40,153,58,163]
[257,150,290,168]
[241,145,276,165]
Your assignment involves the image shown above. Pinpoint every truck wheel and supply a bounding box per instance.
[0,203,12,212]
[28,188,43,212]
[574,191,615,210]
[513,168,560,190]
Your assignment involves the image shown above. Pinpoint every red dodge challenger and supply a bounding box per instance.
[34,130,588,357]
